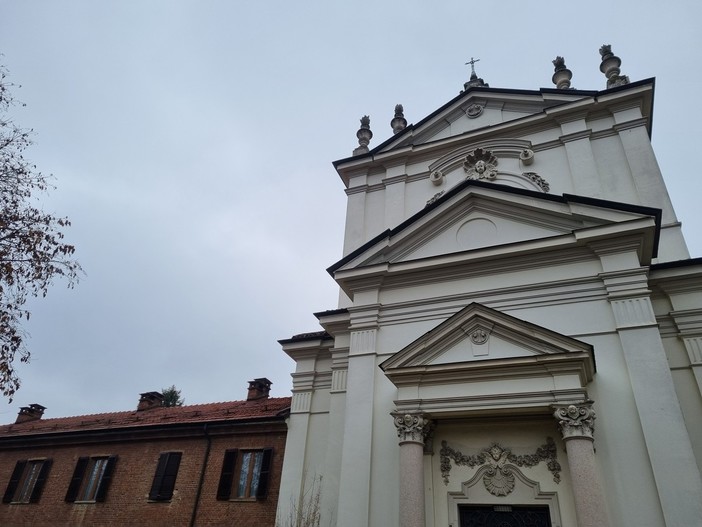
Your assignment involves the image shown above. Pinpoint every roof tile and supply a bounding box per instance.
[0,397,291,437]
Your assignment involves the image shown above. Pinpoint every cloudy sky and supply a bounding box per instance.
[0,1,700,420]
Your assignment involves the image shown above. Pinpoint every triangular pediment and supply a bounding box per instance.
[377,88,576,154]
[380,303,594,372]
[329,181,660,291]
[381,304,596,416]
[333,81,654,191]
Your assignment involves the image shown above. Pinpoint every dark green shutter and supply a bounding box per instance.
[3,460,26,503]
[216,449,238,500]
[29,459,52,503]
[94,456,117,502]
[65,457,88,502]
[149,452,181,501]
[255,448,273,499]
[149,453,169,500]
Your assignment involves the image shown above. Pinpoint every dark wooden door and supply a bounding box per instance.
[459,505,552,527]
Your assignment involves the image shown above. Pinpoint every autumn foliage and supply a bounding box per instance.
[0,65,81,400]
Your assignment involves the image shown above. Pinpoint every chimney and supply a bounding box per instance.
[16,404,46,424]
[247,378,272,401]
[137,391,164,411]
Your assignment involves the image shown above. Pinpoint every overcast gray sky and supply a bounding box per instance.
[0,1,700,420]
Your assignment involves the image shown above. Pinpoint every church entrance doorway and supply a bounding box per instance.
[458,505,552,527]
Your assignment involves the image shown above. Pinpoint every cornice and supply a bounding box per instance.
[393,388,589,418]
[384,351,595,388]
[334,81,654,185]
[0,417,288,451]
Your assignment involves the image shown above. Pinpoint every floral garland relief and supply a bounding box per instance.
[439,438,561,497]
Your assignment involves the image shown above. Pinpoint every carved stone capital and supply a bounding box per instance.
[554,403,596,440]
[392,412,431,445]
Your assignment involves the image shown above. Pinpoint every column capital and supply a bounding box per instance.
[553,402,596,441]
[392,411,432,445]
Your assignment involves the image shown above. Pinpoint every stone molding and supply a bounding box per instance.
[392,412,432,444]
[553,402,595,440]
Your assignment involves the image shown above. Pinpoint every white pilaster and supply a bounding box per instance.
[609,296,702,525]
[336,329,377,527]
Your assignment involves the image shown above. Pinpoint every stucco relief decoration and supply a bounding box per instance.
[393,413,432,444]
[464,148,498,181]
[465,103,484,118]
[470,328,489,345]
[426,190,445,206]
[522,172,550,192]
[554,403,595,440]
[440,438,561,494]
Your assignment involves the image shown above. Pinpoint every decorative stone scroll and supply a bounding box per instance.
[521,172,550,192]
[439,438,561,495]
[393,412,432,444]
[554,403,596,440]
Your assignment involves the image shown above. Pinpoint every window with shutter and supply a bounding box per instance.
[216,448,273,500]
[2,459,52,504]
[65,456,117,503]
[149,452,182,501]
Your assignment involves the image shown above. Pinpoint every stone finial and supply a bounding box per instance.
[353,115,373,155]
[390,104,407,135]
[463,57,489,91]
[554,402,596,440]
[599,44,630,89]
[552,56,573,90]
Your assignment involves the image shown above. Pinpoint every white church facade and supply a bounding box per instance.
[276,48,702,527]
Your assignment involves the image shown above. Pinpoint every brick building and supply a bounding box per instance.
[0,378,290,527]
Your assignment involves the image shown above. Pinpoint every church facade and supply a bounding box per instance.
[277,48,702,527]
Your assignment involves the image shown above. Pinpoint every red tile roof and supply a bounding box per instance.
[0,397,291,437]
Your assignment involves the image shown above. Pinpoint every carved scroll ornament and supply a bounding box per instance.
[554,403,596,440]
[440,438,561,496]
[393,412,432,444]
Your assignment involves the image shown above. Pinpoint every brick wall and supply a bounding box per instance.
[0,427,287,527]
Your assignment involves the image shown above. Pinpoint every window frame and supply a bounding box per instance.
[2,459,52,504]
[65,455,118,503]
[148,451,182,502]
[216,447,273,501]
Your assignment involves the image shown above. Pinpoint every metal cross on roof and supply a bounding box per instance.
[465,57,480,76]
